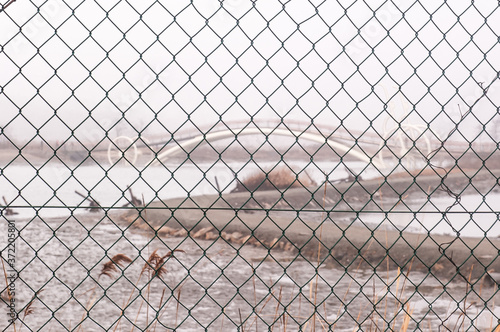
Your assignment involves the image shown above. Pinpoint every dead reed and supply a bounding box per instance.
[70,248,184,332]
[3,247,497,331]
[2,257,44,332]
[100,254,133,279]
[17,290,44,332]
[110,249,184,332]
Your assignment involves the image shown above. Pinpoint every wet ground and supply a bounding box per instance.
[1,159,500,330]
[121,167,500,282]
[1,213,500,331]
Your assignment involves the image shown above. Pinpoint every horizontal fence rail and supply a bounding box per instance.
[1,0,500,331]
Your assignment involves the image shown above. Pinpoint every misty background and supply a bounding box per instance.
[0,0,498,150]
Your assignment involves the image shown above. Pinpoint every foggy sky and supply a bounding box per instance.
[0,0,499,146]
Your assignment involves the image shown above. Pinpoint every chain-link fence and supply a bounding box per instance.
[1,0,500,330]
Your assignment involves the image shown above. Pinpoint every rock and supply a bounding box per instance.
[192,227,214,239]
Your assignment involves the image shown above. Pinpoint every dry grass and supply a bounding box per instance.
[1,258,44,332]
[234,264,500,332]
[235,182,417,332]
[236,268,416,331]
[67,248,183,332]
[1,258,16,332]
[3,247,498,332]
[3,214,498,332]
[109,249,184,332]
[18,290,44,332]
[100,254,133,279]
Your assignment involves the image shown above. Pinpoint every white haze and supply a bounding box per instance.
[0,0,499,145]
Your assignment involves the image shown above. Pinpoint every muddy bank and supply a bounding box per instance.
[117,168,500,282]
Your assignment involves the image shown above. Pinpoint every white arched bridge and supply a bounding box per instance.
[149,127,382,168]
[106,120,446,170]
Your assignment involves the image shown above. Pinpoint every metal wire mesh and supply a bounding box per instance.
[1,0,500,330]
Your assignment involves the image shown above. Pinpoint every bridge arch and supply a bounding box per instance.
[151,127,383,168]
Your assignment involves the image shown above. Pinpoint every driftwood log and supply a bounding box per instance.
[2,196,18,216]
[74,190,102,212]
[122,187,142,207]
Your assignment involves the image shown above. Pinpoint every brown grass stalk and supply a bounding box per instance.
[351,240,410,331]
[462,265,475,331]
[382,230,390,331]
[175,285,182,327]
[243,285,277,331]
[252,264,258,332]
[400,302,414,331]
[329,237,376,331]
[390,267,412,331]
[1,258,16,332]
[447,265,476,332]
[130,298,145,332]
[150,288,166,332]
[220,307,225,331]
[0,0,17,13]
[160,282,186,331]
[239,308,244,332]
[18,289,44,332]
[306,181,328,331]
[390,267,403,331]
[274,286,283,330]
[111,249,183,332]
[282,286,297,332]
[77,253,132,332]
[490,283,498,331]
[100,254,133,279]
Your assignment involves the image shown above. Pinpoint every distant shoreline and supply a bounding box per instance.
[2,142,499,171]
[117,168,500,282]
